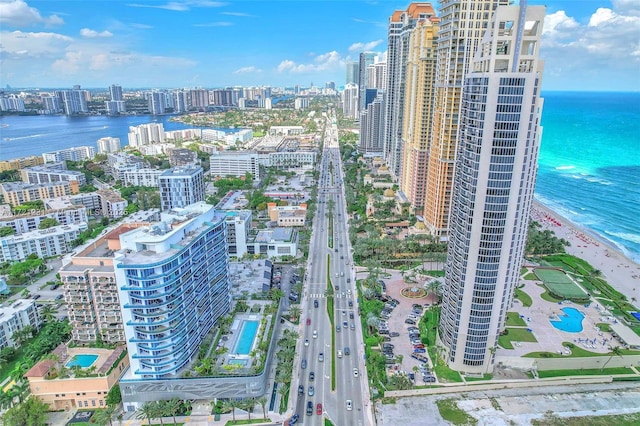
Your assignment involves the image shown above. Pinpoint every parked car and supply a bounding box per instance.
[405,319,416,325]
[389,331,400,337]
[423,375,436,383]
[383,343,394,349]
[414,348,426,354]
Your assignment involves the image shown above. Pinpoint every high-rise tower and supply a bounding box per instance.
[399,17,439,214]
[423,0,509,238]
[383,3,437,179]
[358,52,377,111]
[438,2,545,374]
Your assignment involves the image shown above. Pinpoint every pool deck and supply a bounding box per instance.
[66,347,114,370]
[498,280,619,357]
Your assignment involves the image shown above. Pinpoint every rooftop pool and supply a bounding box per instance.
[233,320,259,355]
[66,354,99,368]
[550,307,585,333]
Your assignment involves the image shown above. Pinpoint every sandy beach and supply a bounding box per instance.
[531,200,640,304]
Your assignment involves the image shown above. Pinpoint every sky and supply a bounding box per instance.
[1,0,639,91]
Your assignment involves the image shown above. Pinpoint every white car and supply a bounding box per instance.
[353,368,359,377]
[304,339,309,347]
[346,400,353,411]
[313,330,318,339]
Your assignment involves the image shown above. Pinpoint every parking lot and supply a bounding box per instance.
[368,269,439,385]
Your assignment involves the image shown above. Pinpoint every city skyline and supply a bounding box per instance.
[1,0,638,91]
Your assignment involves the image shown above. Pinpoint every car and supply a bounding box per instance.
[346,400,353,411]
[347,278,351,283]
[318,352,324,362]
[350,323,355,330]
[306,318,311,326]
[343,320,348,327]
[340,256,344,259]
[316,403,323,415]
[340,272,344,277]
[379,329,389,335]
[32,294,41,300]
[389,331,400,337]
[405,319,416,325]
[308,386,314,396]
[414,348,427,353]
[309,371,315,381]
[348,301,353,307]
[298,385,304,396]
[382,336,391,342]
[344,347,350,355]
[306,401,313,416]
[304,339,309,347]
[342,310,347,316]
[383,343,394,349]
[301,359,307,369]
[408,327,419,332]
[423,375,436,383]
[336,325,341,332]
[50,284,59,290]
[313,330,318,339]
[353,368,359,377]
[409,372,415,381]
[314,299,319,308]
[349,312,354,319]
[335,248,338,252]
[335,285,340,291]
[290,413,300,425]
[414,344,425,349]
[337,350,343,358]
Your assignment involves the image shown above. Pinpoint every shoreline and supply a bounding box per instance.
[531,200,640,303]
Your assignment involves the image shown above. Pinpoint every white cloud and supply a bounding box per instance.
[127,1,226,12]
[277,51,345,74]
[1,30,73,59]
[80,28,113,38]
[233,66,262,74]
[540,2,640,89]
[0,0,63,27]
[348,40,383,53]
[193,21,233,27]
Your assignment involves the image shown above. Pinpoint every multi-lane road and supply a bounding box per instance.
[292,114,370,425]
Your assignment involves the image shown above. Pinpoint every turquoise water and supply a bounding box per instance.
[550,307,585,333]
[536,92,640,262]
[233,320,259,354]
[66,354,99,368]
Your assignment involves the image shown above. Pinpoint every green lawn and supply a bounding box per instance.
[532,412,640,426]
[506,312,527,327]
[225,420,271,425]
[524,342,640,358]
[523,272,538,281]
[498,328,537,350]
[436,399,478,426]
[537,367,635,378]
[535,268,588,299]
[540,289,563,303]
[515,288,533,307]
[464,374,493,381]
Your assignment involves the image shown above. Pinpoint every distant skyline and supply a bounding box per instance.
[1,0,638,91]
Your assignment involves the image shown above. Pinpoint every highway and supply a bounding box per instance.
[292,111,370,425]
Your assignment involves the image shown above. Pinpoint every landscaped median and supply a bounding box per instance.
[326,254,336,391]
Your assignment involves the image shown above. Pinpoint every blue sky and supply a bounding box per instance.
[1,0,638,91]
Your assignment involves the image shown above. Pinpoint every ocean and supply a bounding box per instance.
[0,92,639,262]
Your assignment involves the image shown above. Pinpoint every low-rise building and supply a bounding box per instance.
[44,191,127,219]
[0,299,41,350]
[0,206,88,235]
[0,181,75,207]
[168,148,198,167]
[43,146,96,163]
[269,126,304,136]
[267,203,307,227]
[123,168,162,187]
[209,151,260,181]
[20,163,87,187]
[25,344,129,411]
[247,228,298,258]
[0,223,87,262]
[0,156,44,172]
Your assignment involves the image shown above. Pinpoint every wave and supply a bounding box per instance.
[555,165,576,171]
[604,230,640,246]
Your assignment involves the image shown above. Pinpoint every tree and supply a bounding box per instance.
[224,399,241,423]
[151,400,165,425]
[0,226,15,236]
[93,406,115,426]
[257,396,268,420]
[269,288,284,302]
[601,346,624,371]
[0,390,14,410]
[136,401,156,425]
[2,396,49,426]
[288,305,301,321]
[241,398,256,420]
[164,398,181,425]
[40,305,57,323]
[106,384,122,406]
[38,218,59,229]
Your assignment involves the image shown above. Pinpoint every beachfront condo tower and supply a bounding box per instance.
[383,2,437,179]
[114,202,231,380]
[399,16,439,214]
[438,2,545,374]
[422,0,509,238]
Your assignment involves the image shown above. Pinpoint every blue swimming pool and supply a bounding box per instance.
[66,354,99,368]
[233,321,259,354]
[550,307,585,333]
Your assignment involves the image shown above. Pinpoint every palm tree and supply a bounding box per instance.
[256,396,268,420]
[164,398,181,425]
[135,401,156,425]
[11,379,30,403]
[242,398,256,420]
[0,390,14,409]
[226,399,241,423]
[92,407,115,426]
[601,346,624,371]
[288,305,301,321]
[40,305,57,323]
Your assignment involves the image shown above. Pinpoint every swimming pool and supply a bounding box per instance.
[233,320,259,354]
[550,307,585,333]
[66,354,99,368]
